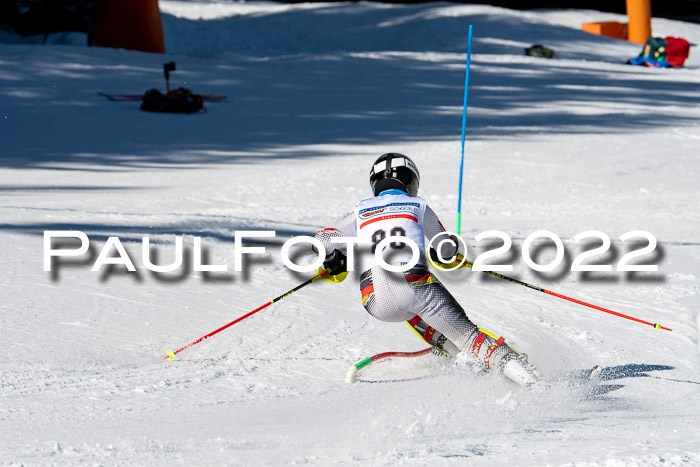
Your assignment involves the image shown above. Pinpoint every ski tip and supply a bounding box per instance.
[166,350,175,361]
[587,364,603,382]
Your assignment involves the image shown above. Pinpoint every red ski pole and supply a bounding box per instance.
[164,269,329,360]
[434,255,671,332]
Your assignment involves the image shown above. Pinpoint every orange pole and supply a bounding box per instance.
[94,0,166,54]
[627,0,652,44]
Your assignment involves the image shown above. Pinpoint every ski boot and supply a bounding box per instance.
[501,353,542,388]
[466,329,542,388]
[407,316,460,357]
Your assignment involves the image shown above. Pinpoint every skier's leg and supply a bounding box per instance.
[361,266,539,387]
[406,315,461,357]
[361,267,459,355]
[404,268,540,387]
[360,267,418,322]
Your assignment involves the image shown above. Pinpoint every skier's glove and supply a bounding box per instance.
[428,248,443,264]
[428,246,458,265]
[428,248,468,270]
[319,250,348,283]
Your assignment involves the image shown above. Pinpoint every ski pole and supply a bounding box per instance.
[456,25,474,236]
[435,255,671,332]
[164,269,330,360]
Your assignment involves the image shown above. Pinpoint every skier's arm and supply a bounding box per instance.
[424,206,459,260]
[314,212,356,255]
[313,213,356,278]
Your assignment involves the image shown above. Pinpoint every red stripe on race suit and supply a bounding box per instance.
[405,273,430,283]
[359,214,418,229]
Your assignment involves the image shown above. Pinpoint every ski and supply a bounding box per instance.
[562,364,625,398]
[587,364,603,382]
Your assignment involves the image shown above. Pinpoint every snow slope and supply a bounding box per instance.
[1,1,700,465]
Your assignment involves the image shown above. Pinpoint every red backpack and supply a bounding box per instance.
[664,37,690,67]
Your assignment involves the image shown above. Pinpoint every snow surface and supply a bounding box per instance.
[1,1,700,465]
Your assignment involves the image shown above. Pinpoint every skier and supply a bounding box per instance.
[314,153,540,387]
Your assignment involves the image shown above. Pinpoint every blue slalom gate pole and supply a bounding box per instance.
[456,25,473,235]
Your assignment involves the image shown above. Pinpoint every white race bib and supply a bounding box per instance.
[354,193,427,273]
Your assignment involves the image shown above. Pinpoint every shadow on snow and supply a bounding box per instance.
[1,4,698,170]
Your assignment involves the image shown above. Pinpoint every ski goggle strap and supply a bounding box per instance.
[371,156,418,178]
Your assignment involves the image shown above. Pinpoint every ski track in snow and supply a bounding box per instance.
[2,1,700,465]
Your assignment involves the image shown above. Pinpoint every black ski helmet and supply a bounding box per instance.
[369,153,420,197]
